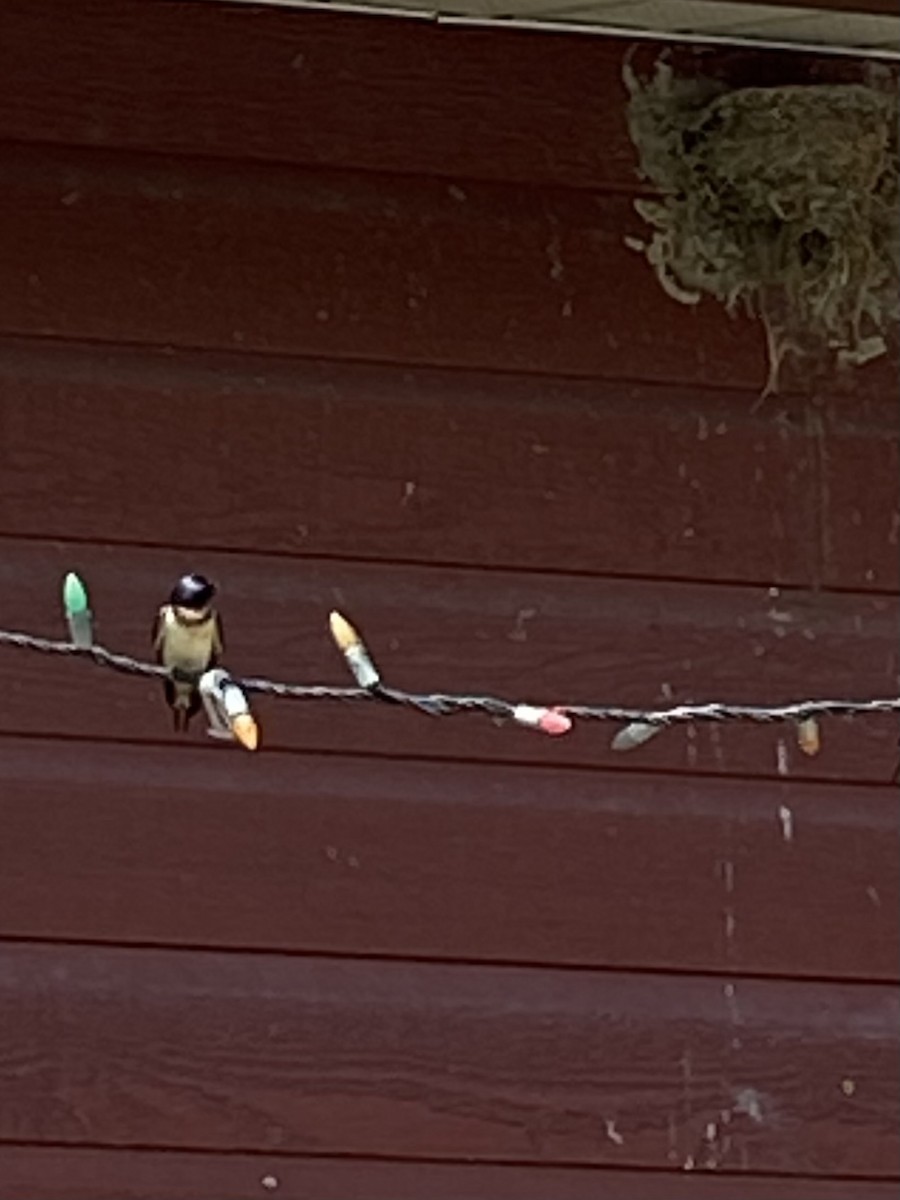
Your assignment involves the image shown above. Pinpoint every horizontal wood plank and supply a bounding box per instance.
[2,1147,897,1200]
[0,943,897,1174]
[0,141,793,391]
[0,338,896,590]
[1,141,893,397]
[1,737,896,979]
[0,1,885,190]
[0,142,893,396]
[0,537,896,782]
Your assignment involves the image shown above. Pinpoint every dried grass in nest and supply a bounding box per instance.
[624,62,899,393]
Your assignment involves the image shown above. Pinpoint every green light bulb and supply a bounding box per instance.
[62,571,93,648]
[63,572,89,615]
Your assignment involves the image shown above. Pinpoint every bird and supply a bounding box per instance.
[152,573,224,731]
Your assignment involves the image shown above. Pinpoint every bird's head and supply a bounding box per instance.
[170,573,217,622]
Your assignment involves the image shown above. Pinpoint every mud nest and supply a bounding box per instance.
[625,62,899,393]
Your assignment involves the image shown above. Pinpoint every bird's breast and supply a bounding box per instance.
[160,618,217,671]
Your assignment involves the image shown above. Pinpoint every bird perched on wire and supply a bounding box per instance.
[152,573,224,731]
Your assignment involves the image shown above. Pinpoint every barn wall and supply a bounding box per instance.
[0,2,897,1196]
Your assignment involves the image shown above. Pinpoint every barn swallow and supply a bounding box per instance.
[152,573,224,731]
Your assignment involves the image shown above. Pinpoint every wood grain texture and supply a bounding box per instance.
[0,338,896,590]
[2,736,897,980]
[1,538,898,782]
[817,396,900,593]
[2,1148,898,1200]
[1,942,898,1175]
[0,0,885,190]
[0,143,894,397]
[0,6,895,1190]
[0,141,789,391]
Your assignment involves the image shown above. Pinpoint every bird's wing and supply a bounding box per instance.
[151,606,168,657]
[212,612,224,662]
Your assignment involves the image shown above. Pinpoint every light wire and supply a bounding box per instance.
[2,627,898,727]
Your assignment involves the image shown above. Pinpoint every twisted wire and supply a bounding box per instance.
[2,628,897,726]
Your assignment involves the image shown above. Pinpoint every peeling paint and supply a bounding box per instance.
[546,234,565,283]
[680,1048,694,1121]
[724,982,742,1025]
[508,607,537,642]
[778,804,794,841]
[767,606,793,623]
[734,1087,765,1124]
[604,1118,625,1145]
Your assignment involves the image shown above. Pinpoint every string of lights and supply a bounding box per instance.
[3,590,898,757]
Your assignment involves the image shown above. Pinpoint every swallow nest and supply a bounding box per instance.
[624,63,899,393]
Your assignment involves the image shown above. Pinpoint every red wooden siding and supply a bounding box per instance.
[1,942,897,1174]
[0,2,897,1196]
[0,142,780,389]
[0,0,885,191]
[0,536,897,781]
[4,738,898,979]
[0,140,896,400]
[0,338,897,591]
[3,1149,898,1200]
